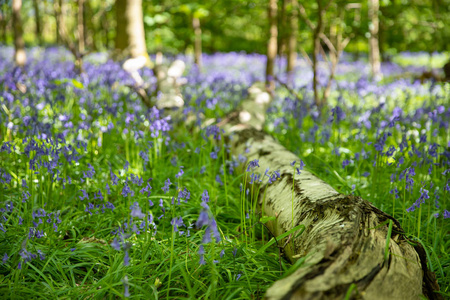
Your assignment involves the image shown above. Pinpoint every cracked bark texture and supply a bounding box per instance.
[220,83,441,300]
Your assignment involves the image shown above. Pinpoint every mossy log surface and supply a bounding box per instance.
[220,83,441,300]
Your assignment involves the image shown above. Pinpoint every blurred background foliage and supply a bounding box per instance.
[0,0,449,57]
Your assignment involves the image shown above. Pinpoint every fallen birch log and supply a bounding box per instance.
[219,83,442,300]
[123,56,185,109]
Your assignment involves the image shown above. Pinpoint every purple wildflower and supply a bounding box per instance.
[444,210,450,219]
[175,166,184,178]
[130,203,145,219]
[123,276,130,298]
[79,189,89,201]
[246,159,260,172]
[124,250,130,266]
[122,184,134,197]
[199,245,206,265]
[162,178,171,193]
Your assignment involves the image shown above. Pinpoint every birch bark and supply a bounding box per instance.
[219,83,441,300]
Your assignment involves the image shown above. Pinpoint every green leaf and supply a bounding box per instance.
[71,79,84,89]
[260,216,276,224]
[256,224,305,255]
[281,254,309,278]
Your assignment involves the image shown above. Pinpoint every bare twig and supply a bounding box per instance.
[297,3,315,30]
[274,75,303,103]
[298,46,313,66]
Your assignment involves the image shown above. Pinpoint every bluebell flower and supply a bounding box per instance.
[79,189,89,201]
[444,210,450,219]
[342,160,350,168]
[196,210,209,228]
[246,159,260,172]
[175,166,184,178]
[171,216,184,232]
[123,275,130,298]
[130,203,145,219]
[140,183,152,196]
[2,253,8,264]
[139,150,149,162]
[162,178,171,193]
[199,245,206,265]
[122,184,134,197]
[200,166,206,174]
[124,250,130,266]
[37,250,45,260]
[210,219,221,242]
[83,164,95,179]
[268,170,281,184]
[205,125,222,141]
[216,175,223,185]
[110,171,119,186]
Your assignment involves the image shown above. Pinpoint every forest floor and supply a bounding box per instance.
[0,47,449,299]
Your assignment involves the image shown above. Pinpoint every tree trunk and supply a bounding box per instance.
[192,16,202,69]
[115,0,147,58]
[32,0,42,45]
[102,7,110,49]
[368,0,381,80]
[85,0,97,51]
[54,0,63,44]
[12,0,26,67]
[0,5,7,44]
[277,0,287,56]
[286,0,298,85]
[266,0,278,94]
[219,82,442,299]
[312,0,325,108]
[77,0,85,54]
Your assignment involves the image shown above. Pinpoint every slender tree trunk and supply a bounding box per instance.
[102,8,110,49]
[32,0,42,45]
[277,0,286,56]
[312,1,324,108]
[85,0,97,51]
[0,5,7,44]
[115,0,147,58]
[192,16,202,69]
[54,0,63,44]
[286,0,298,85]
[322,9,338,102]
[12,0,26,67]
[218,82,442,300]
[266,0,278,93]
[368,0,381,79]
[77,0,85,54]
